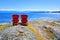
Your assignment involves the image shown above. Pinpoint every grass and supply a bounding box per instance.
[44,28,55,40]
[26,26,47,40]
[0,24,10,30]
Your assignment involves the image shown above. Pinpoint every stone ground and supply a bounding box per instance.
[0,20,60,40]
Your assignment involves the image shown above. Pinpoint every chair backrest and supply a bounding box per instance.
[12,14,19,25]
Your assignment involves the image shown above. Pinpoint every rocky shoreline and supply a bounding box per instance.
[0,20,60,40]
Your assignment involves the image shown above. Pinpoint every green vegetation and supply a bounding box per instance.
[0,23,11,30]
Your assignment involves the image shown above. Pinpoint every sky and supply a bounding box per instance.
[0,0,60,23]
[0,0,60,11]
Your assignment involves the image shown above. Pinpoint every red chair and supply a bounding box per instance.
[12,14,19,25]
[21,14,28,26]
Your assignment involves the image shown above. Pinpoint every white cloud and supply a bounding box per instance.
[0,9,16,11]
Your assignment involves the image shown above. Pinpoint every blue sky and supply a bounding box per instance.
[0,0,60,11]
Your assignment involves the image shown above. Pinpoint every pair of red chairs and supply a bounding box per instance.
[12,14,28,26]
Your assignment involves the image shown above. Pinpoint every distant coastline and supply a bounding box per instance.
[29,11,60,13]
[0,11,60,13]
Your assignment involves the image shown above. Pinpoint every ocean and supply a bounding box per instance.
[0,11,60,23]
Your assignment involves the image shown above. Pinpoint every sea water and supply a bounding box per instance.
[0,12,60,23]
